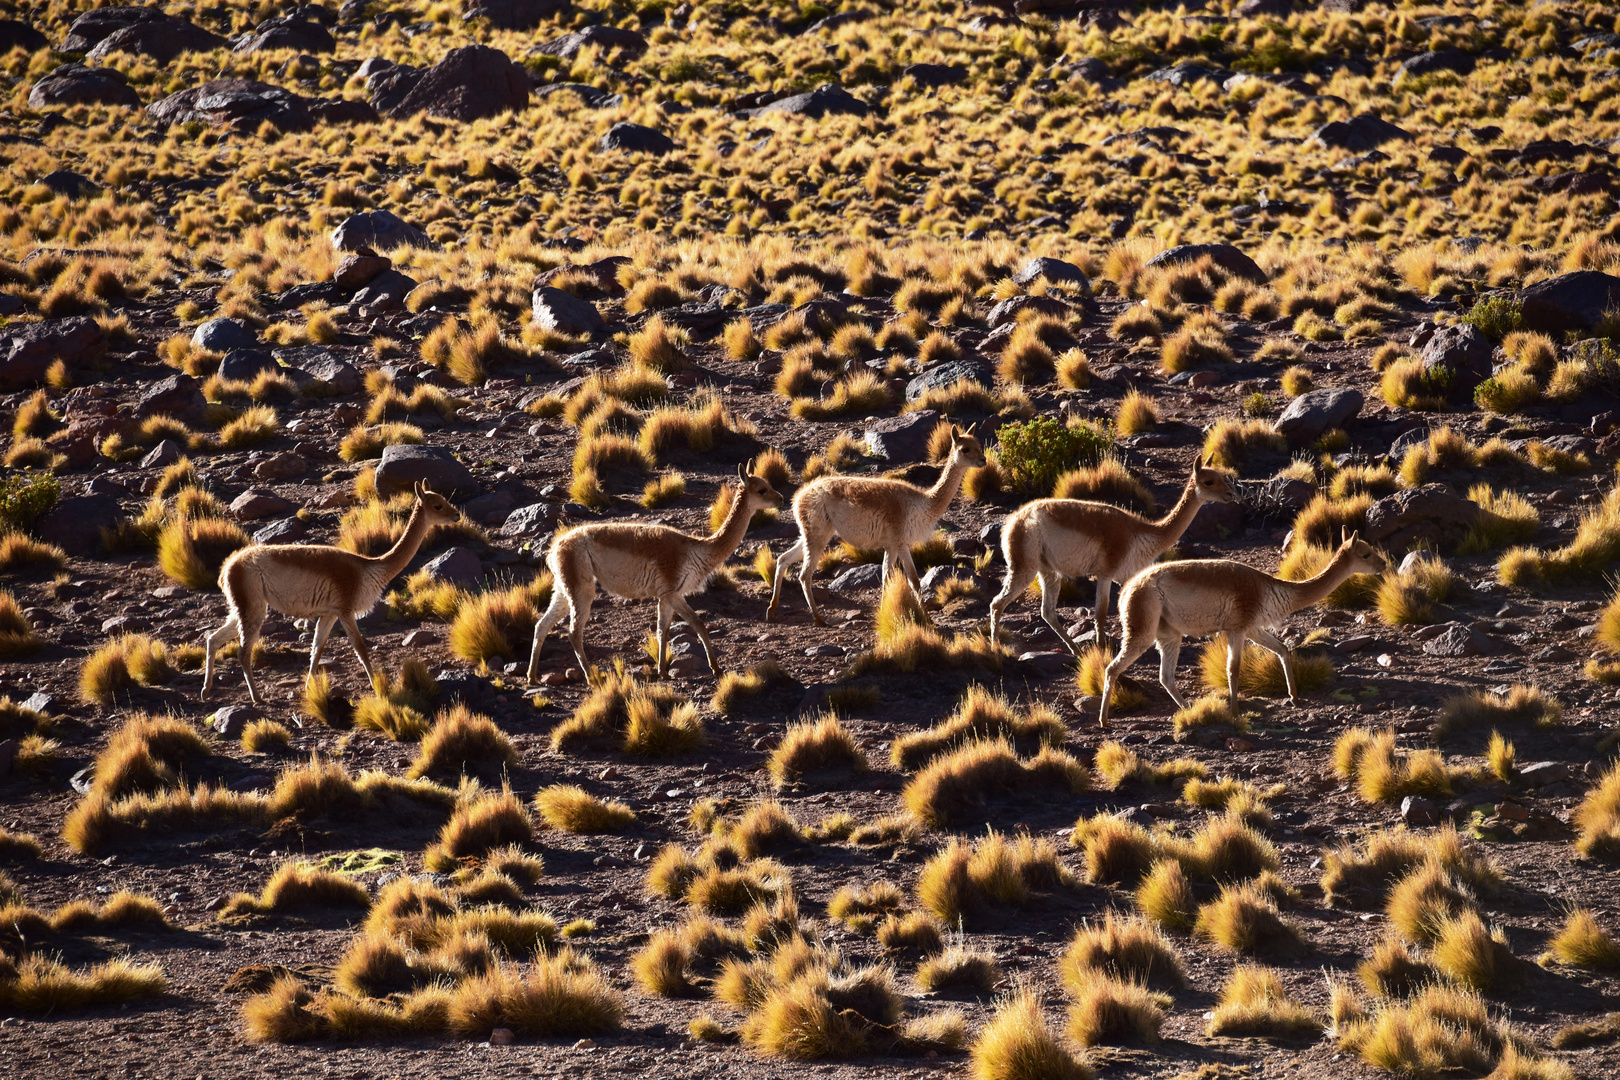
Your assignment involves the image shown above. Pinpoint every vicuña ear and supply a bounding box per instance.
[413,480,423,498]
[1346,530,1361,546]
[746,456,757,476]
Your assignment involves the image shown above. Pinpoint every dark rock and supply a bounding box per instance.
[463,0,568,29]
[28,64,139,109]
[1145,62,1232,87]
[1145,243,1266,283]
[1011,256,1091,294]
[193,318,258,352]
[864,410,941,463]
[905,358,991,403]
[1364,484,1479,551]
[1235,0,1293,14]
[599,121,676,155]
[21,692,54,715]
[254,451,308,480]
[374,443,477,499]
[351,268,418,312]
[1518,271,1620,334]
[333,252,390,288]
[218,348,278,382]
[1393,48,1473,85]
[531,287,605,335]
[1420,323,1493,392]
[307,97,380,125]
[827,563,884,591]
[1310,113,1413,152]
[135,373,208,426]
[0,317,108,389]
[87,16,224,63]
[434,669,497,708]
[461,490,515,524]
[743,82,871,119]
[1428,145,1469,166]
[500,502,559,538]
[37,494,121,555]
[1183,500,1244,542]
[1264,477,1316,511]
[331,209,432,252]
[285,350,361,395]
[533,24,648,58]
[0,19,47,53]
[383,44,530,122]
[212,705,263,738]
[61,6,156,51]
[1275,387,1363,444]
[234,16,334,53]
[1422,623,1504,658]
[1400,795,1440,826]
[37,170,100,198]
[148,79,316,134]
[903,63,968,87]
[252,517,307,544]
[986,295,1072,330]
[422,547,484,589]
[230,489,294,521]
[140,440,183,469]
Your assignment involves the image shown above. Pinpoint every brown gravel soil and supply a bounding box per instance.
[4,272,1620,1080]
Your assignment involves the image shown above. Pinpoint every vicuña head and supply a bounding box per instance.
[1191,455,1238,504]
[949,423,988,469]
[735,458,786,513]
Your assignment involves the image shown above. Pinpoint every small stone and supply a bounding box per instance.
[1495,801,1530,822]
[230,489,295,521]
[140,439,184,469]
[254,451,308,480]
[1400,795,1440,826]
[488,1028,516,1046]
[252,517,307,544]
[572,1038,596,1050]
[804,644,845,658]
[422,547,484,589]
[1225,737,1256,753]
[402,630,439,647]
[213,705,263,737]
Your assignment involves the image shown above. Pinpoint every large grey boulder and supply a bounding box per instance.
[1420,323,1493,393]
[218,349,277,382]
[905,358,990,403]
[1275,387,1363,445]
[531,287,605,335]
[381,44,530,122]
[28,64,139,108]
[148,79,314,134]
[134,373,209,426]
[86,16,225,63]
[0,318,108,389]
[1011,257,1091,295]
[500,502,559,538]
[1145,243,1266,283]
[864,410,941,463]
[534,24,648,58]
[1365,484,1480,551]
[744,83,872,119]
[331,209,432,252]
[463,0,567,29]
[374,443,477,499]
[233,16,334,53]
[193,318,258,352]
[1393,48,1474,85]
[1518,271,1620,333]
[599,122,676,155]
[37,494,121,555]
[1310,113,1413,152]
[0,19,47,52]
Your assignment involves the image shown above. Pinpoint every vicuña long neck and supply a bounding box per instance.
[701,484,753,567]
[1148,478,1202,544]
[925,450,971,521]
[378,504,434,579]
[1282,548,1359,611]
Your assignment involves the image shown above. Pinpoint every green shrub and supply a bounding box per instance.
[0,472,60,532]
[1461,296,1524,342]
[994,416,1112,496]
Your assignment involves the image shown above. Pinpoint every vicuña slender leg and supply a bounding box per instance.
[897,547,932,625]
[654,597,676,678]
[307,615,336,679]
[526,589,569,681]
[1093,577,1115,656]
[766,538,805,621]
[338,614,377,691]
[566,586,594,674]
[237,614,265,707]
[988,558,1037,645]
[1098,629,1157,730]
[201,615,239,700]
[797,527,833,627]
[1225,633,1245,708]
[1249,627,1297,702]
[1038,571,1077,656]
[1156,635,1186,709]
[672,595,719,675]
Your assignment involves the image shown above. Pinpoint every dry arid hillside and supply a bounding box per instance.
[2,0,1620,1077]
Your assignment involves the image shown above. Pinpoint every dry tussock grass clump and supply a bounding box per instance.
[1194,882,1304,956]
[1320,825,1499,909]
[423,790,533,872]
[0,531,66,574]
[446,574,551,666]
[1071,813,1180,887]
[1170,696,1250,741]
[1332,982,1535,1078]
[220,862,371,918]
[1541,909,1620,971]
[1497,481,1620,585]
[843,621,1010,678]
[0,827,42,862]
[353,659,438,742]
[711,658,799,716]
[827,881,907,934]
[645,844,794,918]
[903,739,1089,829]
[766,713,867,789]
[1065,973,1168,1046]
[1386,862,1477,946]
[1575,761,1620,859]
[407,704,515,782]
[1434,684,1561,738]
[891,685,1066,771]
[1051,457,1156,514]
[551,665,703,756]
[79,634,176,705]
[971,987,1093,1080]
[1332,727,1463,806]
[1092,741,1206,790]
[0,955,167,1013]
[532,785,636,834]
[737,958,965,1060]
[1133,859,1198,932]
[915,832,1071,928]
[1198,633,1333,700]
[632,916,753,997]
[1202,419,1287,473]
[1061,911,1185,990]
[1207,965,1321,1038]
